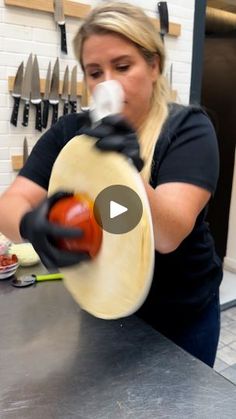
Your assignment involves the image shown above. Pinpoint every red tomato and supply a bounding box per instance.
[48,193,102,258]
[0,254,18,267]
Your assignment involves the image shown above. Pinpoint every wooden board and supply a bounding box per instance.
[150,17,181,37]
[8,77,176,100]
[171,90,177,101]
[8,76,83,96]
[4,0,181,37]
[11,155,23,171]
[208,0,236,15]
[4,0,91,19]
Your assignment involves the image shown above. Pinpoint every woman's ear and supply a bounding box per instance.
[150,54,160,82]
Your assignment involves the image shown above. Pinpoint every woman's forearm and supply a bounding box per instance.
[142,180,198,253]
[0,193,32,242]
[0,177,47,243]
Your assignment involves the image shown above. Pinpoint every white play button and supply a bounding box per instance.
[110,200,128,219]
[94,185,143,234]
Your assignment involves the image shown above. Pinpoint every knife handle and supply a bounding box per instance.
[63,102,69,115]
[42,100,49,129]
[70,101,77,114]
[51,103,59,126]
[35,272,64,282]
[35,102,42,132]
[60,24,67,54]
[157,2,169,43]
[22,101,30,127]
[10,96,21,127]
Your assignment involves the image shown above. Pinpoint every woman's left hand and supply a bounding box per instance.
[79,115,144,172]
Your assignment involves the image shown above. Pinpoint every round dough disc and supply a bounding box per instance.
[48,134,154,319]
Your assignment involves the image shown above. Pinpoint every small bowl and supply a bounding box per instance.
[0,254,19,279]
[0,262,19,272]
[0,265,18,279]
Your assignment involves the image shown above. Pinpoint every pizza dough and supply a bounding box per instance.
[48,134,154,319]
[9,243,40,266]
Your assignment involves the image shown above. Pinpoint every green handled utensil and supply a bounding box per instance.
[11,272,64,288]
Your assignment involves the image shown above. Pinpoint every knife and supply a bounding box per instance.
[61,65,69,115]
[10,61,24,127]
[23,137,29,165]
[49,58,60,126]
[70,65,77,113]
[31,55,42,132]
[157,2,169,43]
[54,0,67,54]
[80,77,89,112]
[22,53,33,127]
[42,61,51,129]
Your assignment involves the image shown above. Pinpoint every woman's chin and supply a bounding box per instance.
[121,111,136,129]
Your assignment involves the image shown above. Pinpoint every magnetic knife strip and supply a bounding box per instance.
[8,54,87,131]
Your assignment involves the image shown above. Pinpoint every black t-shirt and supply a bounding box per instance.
[19,111,90,190]
[19,104,223,316]
[140,103,223,322]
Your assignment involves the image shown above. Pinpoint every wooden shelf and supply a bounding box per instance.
[4,0,91,19]
[171,90,177,101]
[11,155,23,171]
[208,0,236,15]
[9,76,176,102]
[150,18,181,37]
[9,78,177,110]
[4,0,181,37]
[8,76,83,96]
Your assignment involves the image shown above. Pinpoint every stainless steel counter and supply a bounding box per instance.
[0,267,236,418]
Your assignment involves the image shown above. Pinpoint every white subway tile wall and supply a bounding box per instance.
[0,0,195,193]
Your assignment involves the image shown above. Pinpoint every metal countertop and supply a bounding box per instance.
[0,267,236,418]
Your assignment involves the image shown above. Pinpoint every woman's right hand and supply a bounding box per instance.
[78,115,144,172]
[19,191,90,269]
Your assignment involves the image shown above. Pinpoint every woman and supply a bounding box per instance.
[0,2,222,366]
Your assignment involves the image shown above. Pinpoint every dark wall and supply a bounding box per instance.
[201,34,236,259]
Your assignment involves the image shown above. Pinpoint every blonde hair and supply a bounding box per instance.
[73,1,171,181]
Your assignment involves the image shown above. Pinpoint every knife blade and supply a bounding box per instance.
[70,65,77,113]
[42,61,51,129]
[80,77,89,112]
[23,137,29,165]
[49,58,60,126]
[21,53,33,127]
[157,2,169,43]
[61,65,69,115]
[10,61,24,127]
[31,55,42,132]
[54,0,67,54]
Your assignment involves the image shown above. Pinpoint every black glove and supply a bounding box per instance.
[19,191,90,269]
[79,115,144,172]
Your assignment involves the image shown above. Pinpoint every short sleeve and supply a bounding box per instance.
[154,107,220,194]
[19,113,89,190]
